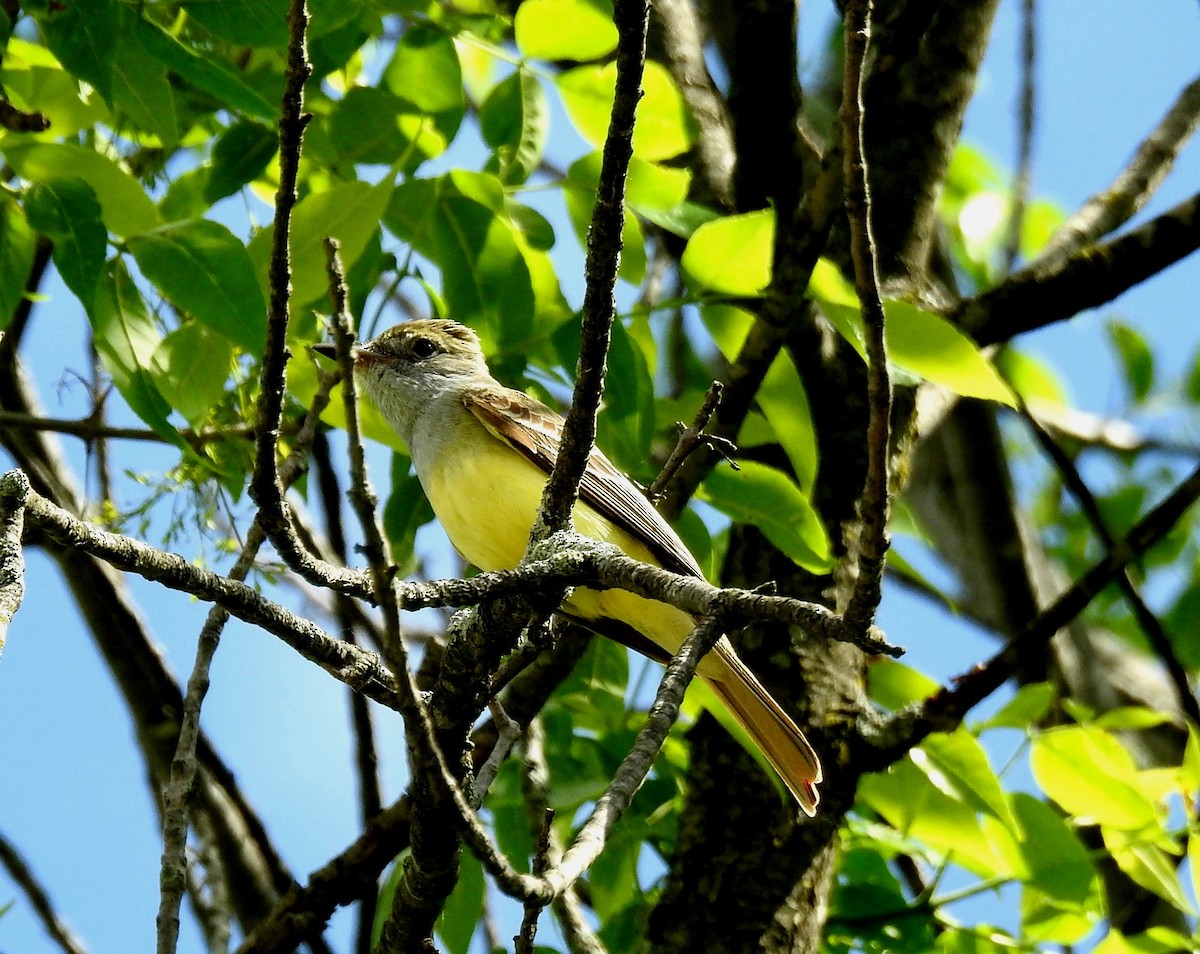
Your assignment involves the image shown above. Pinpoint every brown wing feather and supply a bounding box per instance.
[462,389,703,579]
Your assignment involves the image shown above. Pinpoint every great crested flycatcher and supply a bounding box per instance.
[315,319,822,814]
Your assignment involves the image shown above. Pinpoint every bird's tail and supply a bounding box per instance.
[704,645,822,816]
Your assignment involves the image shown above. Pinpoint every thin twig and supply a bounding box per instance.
[1001,0,1036,274]
[323,238,407,674]
[310,429,382,954]
[647,382,734,504]
[0,409,291,448]
[0,828,89,954]
[841,0,893,639]
[864,461,1200,766]
[1018,403,1200,729]
[534,0,650,539]
[156,370,339,954]
[520,717,607,954]
[236,630,593,953]
[447,616,726,905]
[474,699,523,803]
[1040,71,1200,264]
[247,0,372,602]
[20,485,402,707]
[515,809,555,954]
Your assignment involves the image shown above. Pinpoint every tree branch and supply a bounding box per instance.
[1018,404,1200,729]
[863,461,1200,766]
[247,0,372,602]
[841,0,893,638]
[0,827,88,954]
[963,190,1200,344]
[156,362,339,954]
[1040,71,1200,263]
[535,0,650,539]
[17,483,402,709]
[0,468,26,655]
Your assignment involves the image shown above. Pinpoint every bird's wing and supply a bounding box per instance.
[462,388,704,579]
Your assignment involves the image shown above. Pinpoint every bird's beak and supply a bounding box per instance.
[311,342,339,361]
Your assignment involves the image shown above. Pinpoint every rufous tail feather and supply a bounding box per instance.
[705,649,822,816]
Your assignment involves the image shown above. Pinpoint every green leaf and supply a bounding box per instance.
[130,13,278,123]
[128,219,266,353]
[112,24,178,147]
[26,0,117,102]
[1093,706,1174,731]
[884,300,1016,405]
[0,196,37,329]
[384,177,534,346]
[915,730,1017,830]
[682,210,773,296]
[858,758,1020,879]
[1107,320,1154,403]
[1109,838,1194,914]
[382,456,433,577]
[701,303,817,489]
[563,181,646,285]
[150,323,233,428]
[0,37,109,138]
[250,178,393,308]
[24,178,107,311]
[977,681,1055,730]
[699,461,831,572]
[435,849,483,954]
[6,142,160,238]
[90,260,183,446]
[180,0,288,48]
[1010,793,1097,904]
[588,826,642,919]
[638,200,720,239]
[557,60,694,161]
[568,150,691,213]
[205,122,279,204]
[807,256,859,308]
[479,67,548,186]
[382,22,464,120]
[1020,885,1098,945]
[595,319,655,470]
[515,0,617,61]
[867,659,940,710]
[326,85,444,169]
[556,637,628,734]
[1030,725,1159,830]
[1020,198,1067,260]
[994,347,1070,409]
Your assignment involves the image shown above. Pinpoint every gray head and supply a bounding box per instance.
[335,319,492,443]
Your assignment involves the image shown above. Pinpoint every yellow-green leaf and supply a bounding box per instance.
[699,460,830,572]
[557,60,694,161]
[515,0,617,61]
[681,209,773,296]
[885,300,1016,406]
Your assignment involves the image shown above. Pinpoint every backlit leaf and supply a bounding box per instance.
[129,219,266,353]
[515,0,617,61]
[558,60,694,161]
[682,210,773,296]
[6,142,160,237]
[24,178,106,310]
[700,461,831,572]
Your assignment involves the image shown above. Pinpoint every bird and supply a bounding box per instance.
[314,318,822,813]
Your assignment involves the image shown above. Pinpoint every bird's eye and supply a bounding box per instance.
[411,337,438,359]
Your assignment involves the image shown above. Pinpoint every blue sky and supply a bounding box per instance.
[2,1,1200,951]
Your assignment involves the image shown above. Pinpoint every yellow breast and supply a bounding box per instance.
[421,427,696,658]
